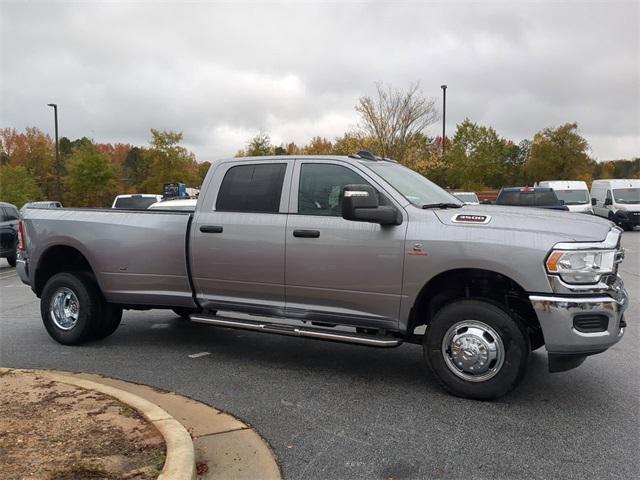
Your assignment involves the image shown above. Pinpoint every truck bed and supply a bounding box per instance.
[22,208,197,308]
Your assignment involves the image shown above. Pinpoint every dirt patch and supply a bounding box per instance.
[0,370,165,480]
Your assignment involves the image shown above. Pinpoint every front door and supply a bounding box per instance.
[285,160,407,330]
[191,160,292,315]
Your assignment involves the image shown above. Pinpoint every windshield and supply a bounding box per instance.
[453,193,479,203]
[553,189,589,205]
[114,196,158,209]
[363,162,462,207]
[613,188,640,204]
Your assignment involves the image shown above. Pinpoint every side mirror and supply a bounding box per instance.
[341,184,400,225]
[559,199,566,206]
[604,198,612,206]
[591,198,596,206]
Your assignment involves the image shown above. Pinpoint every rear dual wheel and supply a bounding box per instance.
[41,272,122,345]
[424,300,531,400]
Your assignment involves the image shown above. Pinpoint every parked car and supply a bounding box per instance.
[537,181,593,214]
[591,179,640,231]
[0,202,20,266]
[17,153,628,399]
[495,187,569,211]
[148,198,198,211]
[112,194,162,210]
[20,201,63,216]
[451,191,480,205]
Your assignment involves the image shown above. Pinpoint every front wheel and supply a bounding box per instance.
[424,299,531,400]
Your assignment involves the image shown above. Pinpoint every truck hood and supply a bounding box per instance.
[433,204,613,242]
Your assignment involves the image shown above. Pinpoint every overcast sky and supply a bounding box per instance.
[1,0,638,161]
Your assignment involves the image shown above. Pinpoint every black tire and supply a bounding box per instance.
[40,272,103,345]
[529,327,545,351]
[76,272,122,340]
[6,254,16,267]
[424,299,531,400]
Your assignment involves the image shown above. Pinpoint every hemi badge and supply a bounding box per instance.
[452,214,491,224]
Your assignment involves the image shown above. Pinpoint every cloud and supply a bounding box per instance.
[1,0,637,161]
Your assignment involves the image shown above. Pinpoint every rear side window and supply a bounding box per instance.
[216,163,287,213]
[498,190,559,206]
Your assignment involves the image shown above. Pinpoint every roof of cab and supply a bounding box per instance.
[591,179,640,188]
[538,180,588,189]
[220,151,397,164]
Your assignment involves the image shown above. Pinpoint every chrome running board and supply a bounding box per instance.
[190,314,402,348]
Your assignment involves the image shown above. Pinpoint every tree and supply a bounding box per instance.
[0,127,56,197]
[303,136,333,155]
[331,132,376,156]
[355,82,438,162]
[122,147,151,192]
[196,161,211,187]
[64,145,117,207]
[241,131,273,157]
[524,123,593,183]
[0,165,43,207]
[140,129,197,193]
[444,119,513,190]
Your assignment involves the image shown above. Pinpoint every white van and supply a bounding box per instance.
[590,179,640,231]
[537,180,593,214]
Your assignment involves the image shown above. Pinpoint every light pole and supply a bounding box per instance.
[440,85,447,157]
[47,103,61,196]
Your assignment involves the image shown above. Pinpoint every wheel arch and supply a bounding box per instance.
[34,244,98,297]
[408,268,541,342]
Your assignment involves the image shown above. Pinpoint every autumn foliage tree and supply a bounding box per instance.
[64,144,117,207]
[524,123,594,183]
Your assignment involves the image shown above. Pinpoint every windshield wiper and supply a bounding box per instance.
[421,203,463,209]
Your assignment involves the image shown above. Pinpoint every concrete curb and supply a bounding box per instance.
[0,368,196,480]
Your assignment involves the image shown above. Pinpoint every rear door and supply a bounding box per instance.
[284,160,407,330]
[191,160,292,315]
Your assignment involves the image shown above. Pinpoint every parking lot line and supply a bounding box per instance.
[188,352,211,359]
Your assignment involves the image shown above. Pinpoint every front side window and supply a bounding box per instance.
[216,163,287,213]
[298,163,374,216]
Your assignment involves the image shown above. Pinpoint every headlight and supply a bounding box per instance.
[546,249,617,284]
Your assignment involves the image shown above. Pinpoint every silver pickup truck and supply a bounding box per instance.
[17,153,629,399]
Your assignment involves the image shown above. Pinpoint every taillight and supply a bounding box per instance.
[17,220,26,252]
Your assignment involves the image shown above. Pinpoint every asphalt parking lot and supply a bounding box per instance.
[1,232,638,480]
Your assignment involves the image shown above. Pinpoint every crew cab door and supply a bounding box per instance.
[190,160,292,315]
[284,160,407,330]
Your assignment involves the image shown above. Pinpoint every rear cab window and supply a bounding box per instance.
[216,163,287,213]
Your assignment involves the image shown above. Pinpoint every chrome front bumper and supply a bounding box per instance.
[529,289,628,355]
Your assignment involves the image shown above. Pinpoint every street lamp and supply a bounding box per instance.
[47,103,61,193]
[440,85,447,157]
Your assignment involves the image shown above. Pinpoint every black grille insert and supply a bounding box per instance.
[573,314,608,333]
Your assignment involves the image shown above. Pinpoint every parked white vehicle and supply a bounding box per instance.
[148,198,198,211]
[112,194,162,210]
[451,192,480,205]
[591,179,640,231]
[537,181,593,214]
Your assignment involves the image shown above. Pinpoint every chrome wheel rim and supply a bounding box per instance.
[441,320,505,382]
[50,287,80,331]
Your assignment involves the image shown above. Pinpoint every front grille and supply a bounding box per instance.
[574,314,609,333]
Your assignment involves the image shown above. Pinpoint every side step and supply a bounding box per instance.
[190,314,402,348]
